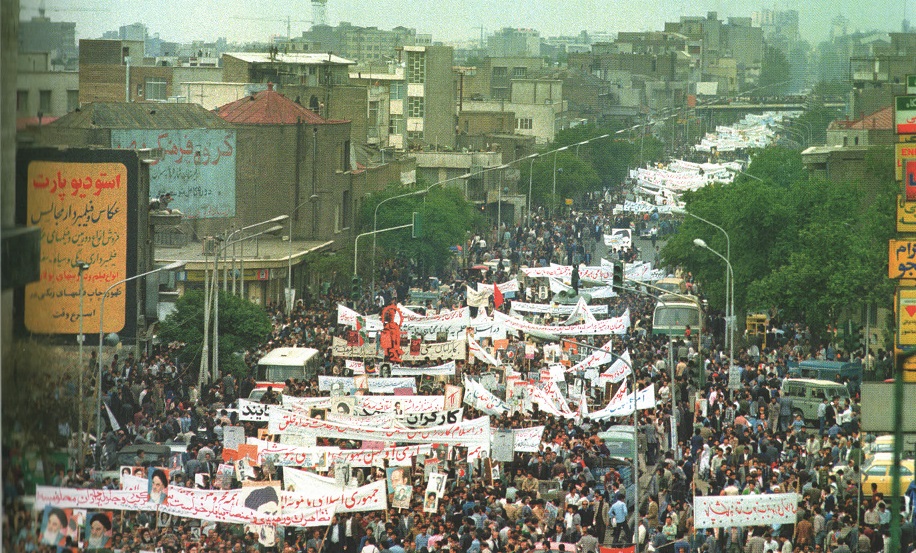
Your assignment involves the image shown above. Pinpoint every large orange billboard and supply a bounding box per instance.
[17,149,142,337]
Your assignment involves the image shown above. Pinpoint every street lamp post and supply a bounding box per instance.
[95,260,186,469]
[74,260,90,468]
[370,173,472,301]
[212,224,285,381]
[552,146,569,215]
[693,238,734,389]
[526,153,538,225]
[677,210,731,380]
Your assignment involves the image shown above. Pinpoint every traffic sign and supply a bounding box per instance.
[896,195,916,232]
[907,160,916,200]
[895,95,916,134]
[897,287,916,346]
[896,143,916,180]
[888,239,916,279]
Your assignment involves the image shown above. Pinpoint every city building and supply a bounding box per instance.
[825,106,895,148]
[222,51,354,88]
[16,52,79,119]
[487,28,541,58]
[18,7,77,68]
[284,22,419,63]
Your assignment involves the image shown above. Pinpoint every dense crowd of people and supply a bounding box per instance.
[4,199,916,553]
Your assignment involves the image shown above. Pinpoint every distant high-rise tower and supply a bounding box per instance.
[311,0,328,27]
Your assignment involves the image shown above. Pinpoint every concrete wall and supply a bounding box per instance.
[16,70,79,117]
[457,111,516,136]
[423,46,456,150]
[510,79,563,105]
[221,55,250,82]
[79,60,174,104]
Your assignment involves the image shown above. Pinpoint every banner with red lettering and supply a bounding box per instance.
[34,485,336,527]
[268,408,491,445]
[694,493,800,528]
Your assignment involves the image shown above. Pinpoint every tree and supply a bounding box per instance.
[759,46,791,95]
[159,290,272,374]
[552,123,666,188]
[661,146,896,346]
[360,185,483,276]
[525,151,600,210]
[0,340,84,488]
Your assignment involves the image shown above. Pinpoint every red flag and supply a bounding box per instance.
[493,283,504,308]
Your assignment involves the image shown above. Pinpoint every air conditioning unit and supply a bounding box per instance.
[538,285,549,300]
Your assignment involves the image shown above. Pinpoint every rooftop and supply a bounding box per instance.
[156,237,334,271]
[829,105,894,130]
[216,83,348,125]
[49,102,230,129]
[224,52,356,66]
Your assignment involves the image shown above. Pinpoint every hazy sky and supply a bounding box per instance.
[21,0,908,46]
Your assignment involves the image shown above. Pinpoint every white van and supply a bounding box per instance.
[256,347,320,382]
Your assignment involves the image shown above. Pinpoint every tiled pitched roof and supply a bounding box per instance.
[830,105,893,130]
[217,83,346,125]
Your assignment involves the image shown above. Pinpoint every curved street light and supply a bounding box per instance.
[692,238,735,385]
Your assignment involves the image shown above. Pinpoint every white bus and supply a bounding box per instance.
[256,347,320,382]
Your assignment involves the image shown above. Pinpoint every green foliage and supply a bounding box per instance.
[759,46,791,95]
[360,185,482,275]
[662,146,896,343]
[523,151,600,209]
[3,342,82,454]
[740,146,804,188]
[159,290,272,368]
[552,123,666,188]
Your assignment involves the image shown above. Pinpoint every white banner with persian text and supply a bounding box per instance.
[318,376,416,394]
[268,409,491,445]
[390,361,456,376]
[694,493,800,529]
[494,309,630,336]
[35,485,335,527]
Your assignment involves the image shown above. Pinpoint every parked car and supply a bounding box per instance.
[861,457,915,498]
[780,378,851,422]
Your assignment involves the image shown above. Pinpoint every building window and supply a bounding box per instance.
[39,90,52,114]
[368,101,379,126]
[16,90,29,116]
[407,130,424,141]
[513,66,527,78]
[343,140,351,171]
[407,96,424,118]
[493,66,508,77]
[390,82,405,100]
[145,78,167,101]
[389,114,404,135]
[406,51,425,84]
[342,189,352,229]
[492,86,509,100]
[66,89,79,112]
[516,117,533,130]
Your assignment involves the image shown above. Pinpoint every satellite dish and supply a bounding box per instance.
[104,333,121,346]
